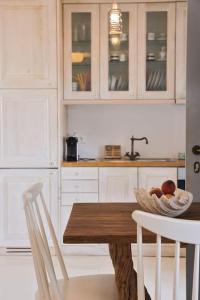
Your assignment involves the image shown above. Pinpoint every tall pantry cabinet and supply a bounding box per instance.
[0,0,58,249]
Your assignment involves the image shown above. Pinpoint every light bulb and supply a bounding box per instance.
[109,3,122,35]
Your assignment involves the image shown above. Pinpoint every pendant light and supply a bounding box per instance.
[109,3,122,35]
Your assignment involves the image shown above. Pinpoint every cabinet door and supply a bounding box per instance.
[63,4,99,100]
[138,3,175,100]
[138,167,177,191]
[100,4,137,99]
[176,2,187,102]
[99,167,137,202]
[0,90,57,168]
[0,169,58,248]
[0,0,57,88]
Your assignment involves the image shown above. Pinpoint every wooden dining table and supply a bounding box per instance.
[63,202,200,300]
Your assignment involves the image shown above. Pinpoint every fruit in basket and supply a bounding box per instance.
[164,194,174,199]
[161,180,176,195]
[149,188,163,198]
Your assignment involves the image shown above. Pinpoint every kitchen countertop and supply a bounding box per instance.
[62,159,185,167]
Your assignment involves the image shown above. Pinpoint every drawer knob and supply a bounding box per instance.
[75,172,79,176]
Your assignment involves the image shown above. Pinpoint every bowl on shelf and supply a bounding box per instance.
[72,52,84,63]
[134,188,193,217]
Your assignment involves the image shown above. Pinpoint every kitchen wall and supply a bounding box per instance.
[67,104,186,159]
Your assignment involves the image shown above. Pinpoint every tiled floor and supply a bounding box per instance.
[0,255,186,300]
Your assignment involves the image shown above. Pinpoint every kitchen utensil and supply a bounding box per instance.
[72,82,78,91]
[147,32,155,40]
[134,188,193,217]
[156,32,166,41]
[73,72,89,91]
[147,53,155,61]
[110,54,120,61]
[119,53,127,62]
[120,33,128,41]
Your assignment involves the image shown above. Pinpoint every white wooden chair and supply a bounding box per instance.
[132,210,200,300]
[23,183,117,300]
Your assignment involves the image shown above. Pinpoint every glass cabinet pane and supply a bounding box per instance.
[71,13,91,92]
[108,12,129,91]
[146,12,167,92]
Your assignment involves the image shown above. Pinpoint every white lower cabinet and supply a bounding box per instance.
[99,167,137,202]
[61,167,101,254]
[60,166,178,255]
[138,167,177,190]
[0,169,58,248]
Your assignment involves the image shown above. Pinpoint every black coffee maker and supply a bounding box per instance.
[64,136,78,161]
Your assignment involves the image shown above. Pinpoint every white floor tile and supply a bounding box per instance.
[0,255,186,300]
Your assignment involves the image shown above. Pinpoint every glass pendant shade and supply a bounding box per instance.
[109,3,122,35]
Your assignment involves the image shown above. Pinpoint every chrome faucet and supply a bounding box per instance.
[125,136,149,160]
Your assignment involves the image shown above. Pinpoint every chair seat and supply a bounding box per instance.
[35,274,118,300]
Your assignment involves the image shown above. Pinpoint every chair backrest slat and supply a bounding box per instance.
[132,210,200,300]
[173,241,180,300]
[39,191,68,281]
[192,244,200,300]
[155,234,161,300]
[25,208,50,300]
[137,224,145,300]
[23,183,69,300]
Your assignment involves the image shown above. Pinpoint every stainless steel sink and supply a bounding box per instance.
[136,158,177,162]
[104,158,177,162]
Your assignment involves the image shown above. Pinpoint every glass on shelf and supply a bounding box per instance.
[108,12,129,91]
[71,13,91,91]
[146,11,167,92]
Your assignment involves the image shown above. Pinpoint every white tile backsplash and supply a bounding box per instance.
[67,104,186,159]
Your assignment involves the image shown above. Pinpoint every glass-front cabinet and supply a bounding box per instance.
[100,4,137,99]
[63,2,186,102]
[137,3,175,100]
[63,4,99,100]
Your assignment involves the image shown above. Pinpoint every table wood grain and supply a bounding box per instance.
[63,202,200,300]
[63,203,200,244]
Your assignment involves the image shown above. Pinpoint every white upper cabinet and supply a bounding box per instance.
[100,4,137,99]
[99,167,137,202]
[0,90,58,168]
[62,2,187,103]
[63,4,99,100]
[0,0,57,88]
[138,167,177,190]
[137,3,175,100]
[0,169,58,248]
[176,2,187,102]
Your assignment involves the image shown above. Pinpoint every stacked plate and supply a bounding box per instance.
[109,75,128,91]
[147,71,165,91]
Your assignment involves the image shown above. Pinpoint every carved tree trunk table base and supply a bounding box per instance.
[109,243,151,300]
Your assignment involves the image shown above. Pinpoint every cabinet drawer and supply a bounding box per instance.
[62,180,98,193]
[61,193,98,205]
[61,167,98,180]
